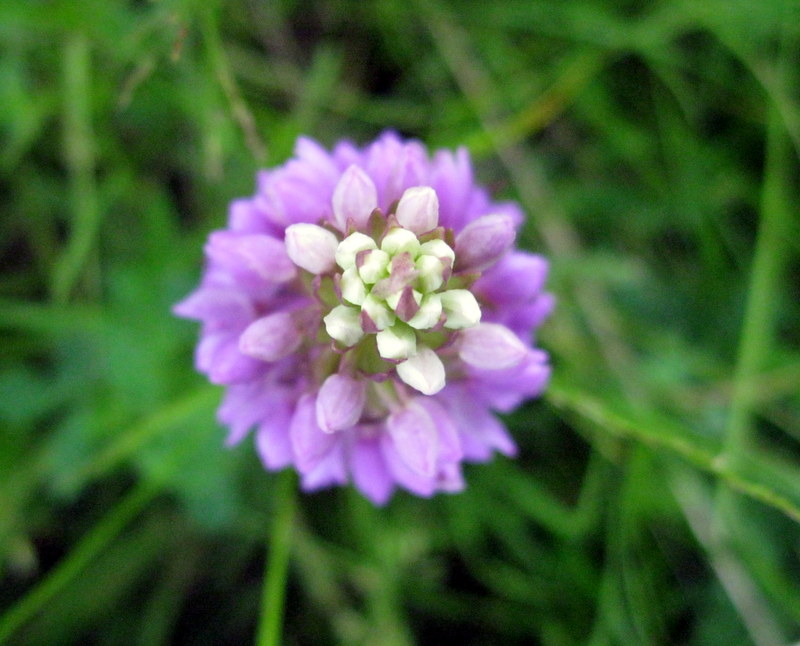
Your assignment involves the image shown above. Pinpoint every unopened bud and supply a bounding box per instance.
[381,228,420,257]
[323,305,364,347]
[340,267,367,305]
[362,294,397,331]
[459,322,527,370]
[395,186,439,234]
[357,249,390,284]
[407,294,443,330]
[396,346,446,395]
[454,214,515,273]
[316,374,366,433]
[332,165,378,232]
[336,232,377,270]
[415,254,446,293]
[376,323,417,360]
[419,238,455,265]
[239,311,302,361]
[284,223,339,274]
[440,289,481,329]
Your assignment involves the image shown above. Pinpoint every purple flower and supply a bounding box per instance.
[174,132,553,505]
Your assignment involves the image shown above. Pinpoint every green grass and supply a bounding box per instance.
[1,0,799,644]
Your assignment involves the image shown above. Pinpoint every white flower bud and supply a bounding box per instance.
[407,294,443,330]
[376,323,417,360]
[361,294,396,330]
[440,289,482,329]
[396,346,446,395]
[415,254,446,293]
[357,249,390,284]
[284,223,339,274]
[386,288,422,311]
[419,238,455,264]
[323,305,364,347]
[335,232,377,270]
[395,186,439,234]
[340,267,367,305]
[381,228,420,257]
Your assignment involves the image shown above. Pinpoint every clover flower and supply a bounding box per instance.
[174,132,553,504]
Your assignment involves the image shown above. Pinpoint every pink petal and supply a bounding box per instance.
[238,312,302,362]
[350,438,395,505]
[395,186,439,234]
[255,399,294,469]
[332,165,378,232]
[386,403,439,478]
[454,214,516,273]
[316,374,366,433]
[290,394,338,473]
[284,223,339,274]
[300,442,348,491]
[459,323,527,370]
[205,232,296,283]
[380,434,437,497]
[416,398,462,464]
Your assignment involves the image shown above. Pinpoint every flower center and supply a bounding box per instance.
[282,182,498,395]
[323,226,481,360]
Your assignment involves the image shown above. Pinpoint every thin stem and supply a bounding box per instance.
[722,106,792,463]
[256,470,297,646]
[709,93,793,646]
[0,484,156,642]
[52,32,100,305]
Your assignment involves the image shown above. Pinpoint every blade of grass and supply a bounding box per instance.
[201,2,266,164]
[720,112,793,465]
[709,78,795,644]
[256,469,296,646]
[548,378,800,524]
[51,32,100,305]
[0,482,157,642]
[67,385,219,489]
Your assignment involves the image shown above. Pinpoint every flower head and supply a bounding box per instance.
[174,132,553,504]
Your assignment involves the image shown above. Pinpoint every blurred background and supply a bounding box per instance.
[1,0,799,644]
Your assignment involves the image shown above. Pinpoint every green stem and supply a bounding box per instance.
[722,106,792,463]
[256,470,297,646]
[52,32,100,305]
[0,484,155,642]
[709,102,793,646]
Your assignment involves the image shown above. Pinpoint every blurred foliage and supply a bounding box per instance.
[1,0,799,644]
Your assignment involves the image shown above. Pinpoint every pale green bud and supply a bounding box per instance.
[340,267,367,305]
[323,305,364,347]
[381,228,420,257]
[376,323,417,360]
[440,289,482,329]
[357,249,390,284]
[407,294,443,330]
[284,223,339,274]
[386,288,422,312]
[361,294,396,331]
[419,238,455,265]
[336,232,377,270]
[396,346,446,395]
[415,254,446,293]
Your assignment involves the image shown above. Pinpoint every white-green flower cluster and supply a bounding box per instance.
[324,227,481,342]
[320,187,481,394]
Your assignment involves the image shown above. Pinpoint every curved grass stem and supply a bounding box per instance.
[256,470,297,646]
